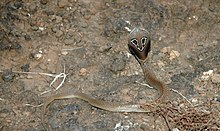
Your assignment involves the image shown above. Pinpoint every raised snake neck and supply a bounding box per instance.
[42,27,170,129]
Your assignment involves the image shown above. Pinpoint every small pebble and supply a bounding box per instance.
[119,95,132,102]
[40,0,48,5]
[201,70,213,81]
[160,46,171,53]
[157,60,165,68]
[64,39,74,45]
[55,30,63,37]
[38,27,44,31]
[21,64,30,72]
[211,74,220,83]
[110,57,126,73]
[61,51,68,55]
[32,26,38,31]
[169,50,180,60]
[27,75,33,79]
[24,34,31,41]
[34,53,43,59]
[79,68,87,76]
[191,98,198,103]
[120,88,130,95]
[203,70,213,75]
[55,15,62,23]
[98,45,112,53]
[172,128,180,131]
[214,97,220,102]
[57,0,70,8]
[179,103,185,108]
[2,70,15,82]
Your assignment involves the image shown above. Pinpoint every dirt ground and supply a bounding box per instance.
[0,0,220,130]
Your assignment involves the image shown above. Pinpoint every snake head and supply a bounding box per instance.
[128,27,151,63]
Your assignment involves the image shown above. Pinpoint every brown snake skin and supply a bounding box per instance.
[41,27,170,130]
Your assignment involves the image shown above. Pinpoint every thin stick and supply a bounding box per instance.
[10,71,60,77]
[25,103,43,108]
[135,81,153,89]
[0,65,68,95]
[49,65,68,91]
[39,89,52,96]
[161,114,171,131]
[171,89,193,107]
[62,47,83,51]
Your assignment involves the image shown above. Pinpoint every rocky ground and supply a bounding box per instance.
[0,0,220,130]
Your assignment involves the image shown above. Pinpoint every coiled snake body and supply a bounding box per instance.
[42,27,170,129]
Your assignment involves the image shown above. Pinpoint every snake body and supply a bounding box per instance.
[42,28,170,129]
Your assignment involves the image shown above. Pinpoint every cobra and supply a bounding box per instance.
[42,27,170,130]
